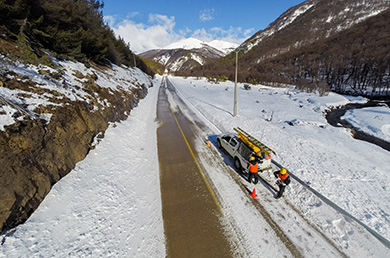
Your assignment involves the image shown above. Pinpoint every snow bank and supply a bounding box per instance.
[1,77,165,257]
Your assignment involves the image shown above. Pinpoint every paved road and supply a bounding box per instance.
[156,77,233,257]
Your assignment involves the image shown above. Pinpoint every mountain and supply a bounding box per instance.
[207,40,239,55]
[241,0,390,62]
[140,38,237,73]
[163,38,237,55]
[188,0,390,98]
[162,38,208,50]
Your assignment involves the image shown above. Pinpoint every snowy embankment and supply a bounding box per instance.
[0,57,164,257]
[0,55,152,130]
[1,72,165,257]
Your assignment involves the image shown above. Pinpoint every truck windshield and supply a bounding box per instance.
[223,136,231,142]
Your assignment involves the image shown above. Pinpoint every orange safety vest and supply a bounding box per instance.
[279,172,289,180]
[249,162,258,173]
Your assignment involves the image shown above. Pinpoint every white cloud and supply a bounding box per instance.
[148,13,175,27]
[199,9,215,22]
[105,14,253,53]
[104,15,116,28]
[106,14,183,53]
[126,11,140,19]
[192,26,254,45]
[178,27,192,36]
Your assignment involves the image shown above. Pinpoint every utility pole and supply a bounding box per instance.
[234,48,243,117]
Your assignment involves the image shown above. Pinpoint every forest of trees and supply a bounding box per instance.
[180,6,390,98]
[0,0,153,75]
[257,7,390,98]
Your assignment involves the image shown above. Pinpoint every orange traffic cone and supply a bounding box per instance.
[250,188,257,198]
[207,140,210,147]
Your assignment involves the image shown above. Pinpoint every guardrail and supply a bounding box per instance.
[272,159,390,249]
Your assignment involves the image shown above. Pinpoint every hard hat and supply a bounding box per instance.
[280,168,287,174]
[250,156,255,161]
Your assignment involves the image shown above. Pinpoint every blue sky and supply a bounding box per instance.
[102,0,304,53]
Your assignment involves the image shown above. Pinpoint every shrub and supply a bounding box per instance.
[244,84,251,90]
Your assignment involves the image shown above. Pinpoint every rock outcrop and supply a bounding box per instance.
[0,62,150,234]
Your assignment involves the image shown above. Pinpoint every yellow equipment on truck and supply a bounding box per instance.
[216,127,275,171]
[234,127,275,160]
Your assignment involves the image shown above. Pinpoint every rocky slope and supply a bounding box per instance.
[0,53,153,234]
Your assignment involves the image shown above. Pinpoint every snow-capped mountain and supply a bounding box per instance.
[207,39,239,55]
[140,38,238,73]
[163,38,237,55]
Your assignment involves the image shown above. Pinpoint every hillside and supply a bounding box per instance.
[186,0,390,98]
[0,0,155,234]
[0,50,154,235]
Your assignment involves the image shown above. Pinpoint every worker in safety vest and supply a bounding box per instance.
[274,168,291,199]
[247,156,259,184]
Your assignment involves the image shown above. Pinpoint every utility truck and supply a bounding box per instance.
[216,127,275,172]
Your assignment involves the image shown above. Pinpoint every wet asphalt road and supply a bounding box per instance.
[156,77,233,258]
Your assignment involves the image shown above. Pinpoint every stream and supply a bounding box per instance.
[324,100,390,152]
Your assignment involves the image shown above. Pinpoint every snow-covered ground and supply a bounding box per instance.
[169,76,390,240]
[1,70,390,257]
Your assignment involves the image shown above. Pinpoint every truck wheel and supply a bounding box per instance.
[234,158,241,170]
[217,139,222,149]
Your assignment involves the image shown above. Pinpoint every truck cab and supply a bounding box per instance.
[217,132,273,172]
[217,133,239,157]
